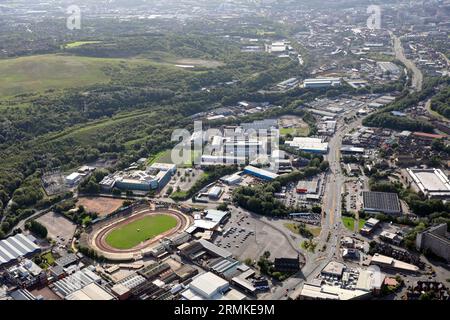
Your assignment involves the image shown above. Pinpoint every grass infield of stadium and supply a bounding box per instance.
[105,214,178,249]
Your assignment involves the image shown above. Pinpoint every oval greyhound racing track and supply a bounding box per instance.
[90,208,191,260]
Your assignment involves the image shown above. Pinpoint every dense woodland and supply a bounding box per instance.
[363,77,450,131]
[431,85,450,119]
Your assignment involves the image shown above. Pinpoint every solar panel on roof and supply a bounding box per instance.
[362,191,401,214]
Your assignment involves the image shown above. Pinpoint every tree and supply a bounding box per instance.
[216,203,229,211]
[25,220,48,238]
[320,160,330,172]
[122,200,133,207]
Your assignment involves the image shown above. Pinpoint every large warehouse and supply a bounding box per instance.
[303,78,341,88]
[362,191,402,216]
[285,137,329,154]
[406,168,450,199]
[0,233,41,267]
[243,165,279,181]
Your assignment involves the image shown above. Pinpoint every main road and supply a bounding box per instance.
[390,31,423,92]
[266,111,364,300]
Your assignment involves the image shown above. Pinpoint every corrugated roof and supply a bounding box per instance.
[0,233,40,266]
[52,267,101,297]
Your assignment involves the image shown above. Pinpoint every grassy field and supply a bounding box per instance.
[148,149,173,165]
[279,126,310,137]
[0,54,152,96]
[342,216,355,231]
[284,223,321,238]
[148,148,202,168]
[41,252,55,266]
[105,214,178,249]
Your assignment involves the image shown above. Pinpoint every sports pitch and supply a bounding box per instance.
[105,214,178,249]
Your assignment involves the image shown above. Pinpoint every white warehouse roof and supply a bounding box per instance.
[286,137,329,153]
[0,233,40,266]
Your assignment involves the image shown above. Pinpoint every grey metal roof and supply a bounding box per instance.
[51,267,101,297]
[362,191,401,214]
[55,253,78,268]
[198,239,232,259]
[0,233,40,266]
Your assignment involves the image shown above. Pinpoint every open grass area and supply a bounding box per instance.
[280,126,310,137]
[148,149,173,165]
[342,216,355,231]
[105,214,178,249]
[148,149,202,168]
[284,222,321,238]
[0,54,153,96]
[301,240,317,253]
[41,252,55,266]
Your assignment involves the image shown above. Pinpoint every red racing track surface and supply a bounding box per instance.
[91,208,191,256]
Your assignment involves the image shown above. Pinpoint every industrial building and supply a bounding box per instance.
[341,146,365,154]
[204,209,230,225]
[317,120,337,135]
[265,41,287,54]
[285,137,329,154]
[188,210,230,235]
[220,172,243,185]
[199,119,279,167]
[201,155,247,166]
[380,231,403,246]
[276,78,299,90]
[5,258,46,288]
[223,139,263,158]
[50,266,103,298]
[66,283,115,300]
[207,186,223,200]
[406,168,450,199]
[299,280,371,300]
[370,254,419,273]
[0,233,40,267]
[360,218,380,235]
[65,166,95,187]
[241,119,278,131]
[100,163,176,192]
[65,172,83,187]
[243,165,279,181]
[300,264,385,300]
[377,61,401,74]
[180,272,246,300]
[296,179,320,194]
[180,239,232,261]
[362,191,402,216]
[416,224,450,262]
[303,77,341,88]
